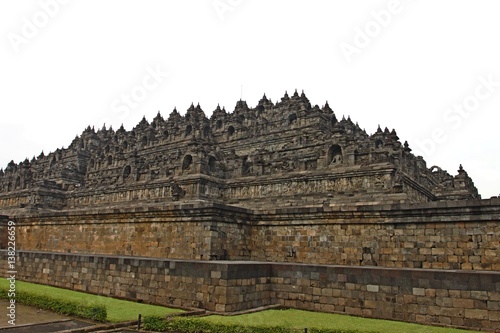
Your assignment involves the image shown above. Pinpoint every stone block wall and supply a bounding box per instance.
[0,215,8,249]
[251,199,500,270]
[2,199,500,330]
[5,250,500,332]
[270,263,500,331]
[10,251,273,313]
[4,199,500,270]
[251,221,500,270]
[11,203,254,261]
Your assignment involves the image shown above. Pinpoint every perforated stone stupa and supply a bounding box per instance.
[0,91,479,214]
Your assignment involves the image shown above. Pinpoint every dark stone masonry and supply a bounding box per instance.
[0,92,498,331]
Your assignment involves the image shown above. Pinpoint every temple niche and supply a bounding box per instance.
[328,145,343,166]
[0,91,480,213]
[182,155,193,172]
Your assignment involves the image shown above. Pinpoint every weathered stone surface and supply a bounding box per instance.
[2,201,500,270]
[0,93,497,332]
[3,251,499,331]
[0,93,480,214]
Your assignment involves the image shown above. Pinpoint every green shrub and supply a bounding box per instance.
[143,316,169,331]
[310,329,368,333]
[142,316,373,333]
[0,288,107,322]
[79,304,107,321]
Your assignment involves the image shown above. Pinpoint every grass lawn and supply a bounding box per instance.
[0,279,182,322]
[0,281,483,332]
[203,309,479,333]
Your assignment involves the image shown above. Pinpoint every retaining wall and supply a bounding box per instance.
[1,199,500,331]
[4,251,499,332]
[6,199,500,270]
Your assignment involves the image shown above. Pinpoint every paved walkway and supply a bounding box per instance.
[0,300,93,332]
[0,300,70,327]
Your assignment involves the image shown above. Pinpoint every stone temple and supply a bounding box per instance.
[0,90,480,212]
[0,91,498,331]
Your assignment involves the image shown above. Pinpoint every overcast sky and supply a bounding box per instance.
[1,0,499,198]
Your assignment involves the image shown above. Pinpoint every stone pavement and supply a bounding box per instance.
[0,300,93,333]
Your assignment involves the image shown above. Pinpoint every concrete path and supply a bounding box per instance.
[0,300,93,332]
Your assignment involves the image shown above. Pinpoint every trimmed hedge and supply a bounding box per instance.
[0,288,107,322]
[143,316,376,333]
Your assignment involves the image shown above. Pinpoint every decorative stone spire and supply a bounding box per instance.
[257,93,274,109]
[211,103,227,120]
[258,93,268,104]
[323,101,332,112]
[332,120,345,134]
[458,164,465,174]
[390,129,399,140]
[153,112,164,126]
[168,107,182,123]
[403,141,412,152]
[234,100,249,111]
[185,102,207,123]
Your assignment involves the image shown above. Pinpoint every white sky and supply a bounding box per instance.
[0,0,499,198]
